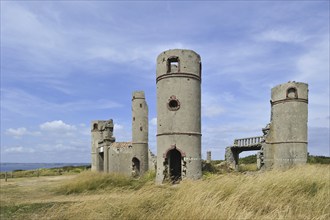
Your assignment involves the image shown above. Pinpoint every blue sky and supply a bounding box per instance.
[1,1,329,163]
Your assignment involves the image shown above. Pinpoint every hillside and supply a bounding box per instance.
[1,164,329,219]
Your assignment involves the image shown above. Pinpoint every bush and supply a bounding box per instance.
[308,155,330,164]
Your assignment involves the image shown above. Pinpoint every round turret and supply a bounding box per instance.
[132,91,149,175]
[156,49,202,183]
[265,81,308,168]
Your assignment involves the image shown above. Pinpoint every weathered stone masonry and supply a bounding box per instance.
[156,49,202,183]
[91,91,151,176]
[225,81,308,170]
[91,49,309,181]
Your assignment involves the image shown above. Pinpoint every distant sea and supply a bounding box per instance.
[0,163,90,172]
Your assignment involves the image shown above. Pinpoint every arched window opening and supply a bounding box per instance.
[166,148,182,182]
[93,123,98,131]
[287,87,298,99]
[167,57,180,73]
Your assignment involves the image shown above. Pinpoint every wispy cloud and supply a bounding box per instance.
[5,127,40,138]
[255,27,309,43]
[1,89,123,119]
[4,146,36,153]
[40,120,76,132]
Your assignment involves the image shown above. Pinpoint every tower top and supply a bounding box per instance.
[271,82,308,101]
[132,91,145,100]
[156,49,201,80]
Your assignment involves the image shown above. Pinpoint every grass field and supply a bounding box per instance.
[1,164,329,220]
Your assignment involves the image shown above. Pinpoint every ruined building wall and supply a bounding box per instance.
[156,49,202,183]
[108,142,134,175]
[131,91,149,175]
[263,82,308,169]
[91,120,115,171]
[106,91,149,176]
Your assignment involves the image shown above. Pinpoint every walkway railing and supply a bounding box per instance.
[233,136,264,147]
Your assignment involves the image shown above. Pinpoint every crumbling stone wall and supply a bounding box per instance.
[91,119,115,171]
[91,91,150,176]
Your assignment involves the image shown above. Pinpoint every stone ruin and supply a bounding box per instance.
[225,82,308,170]
[91,91,154,176]
[91,49,308,182]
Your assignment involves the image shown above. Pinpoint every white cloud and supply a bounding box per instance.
[150,117,157,126]
[40,120,76,132]
[4,146,35,153]
[114,123,123,130]
[113,122,131,142]
[6,127,27,137]
[255,27,308,43]
[5,127,40,138]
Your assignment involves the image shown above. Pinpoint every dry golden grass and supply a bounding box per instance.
[1,164,329,220]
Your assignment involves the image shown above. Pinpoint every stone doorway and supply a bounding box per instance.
[132,157,140,176]
[167,148,182,182]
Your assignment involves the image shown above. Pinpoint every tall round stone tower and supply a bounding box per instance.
[156,49,202,183]
[264,81,308,168]
[132,91,149,175]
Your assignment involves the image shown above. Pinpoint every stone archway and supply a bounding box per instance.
[132,157,140,176]
[167,148,182,182]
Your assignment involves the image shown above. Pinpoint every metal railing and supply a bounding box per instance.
[233,136,264,147]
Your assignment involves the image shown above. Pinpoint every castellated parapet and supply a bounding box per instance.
[156,49,202,183]
[263,81,308,168]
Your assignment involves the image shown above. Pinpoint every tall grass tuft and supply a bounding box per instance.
[49,164,329,219]
[56,171,155,194]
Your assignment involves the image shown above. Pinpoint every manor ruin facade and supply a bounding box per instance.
[91,49,308,182]
[91,91,153,176]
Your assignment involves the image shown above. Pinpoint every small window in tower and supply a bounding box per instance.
[140,126,143,131]
[167,95,180,111]
[133,117,135,121]
[167,57,180,73]
[140,103,142,108]
[287,87,298,99]
[93,123,98,130]
[169,100,178,108]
